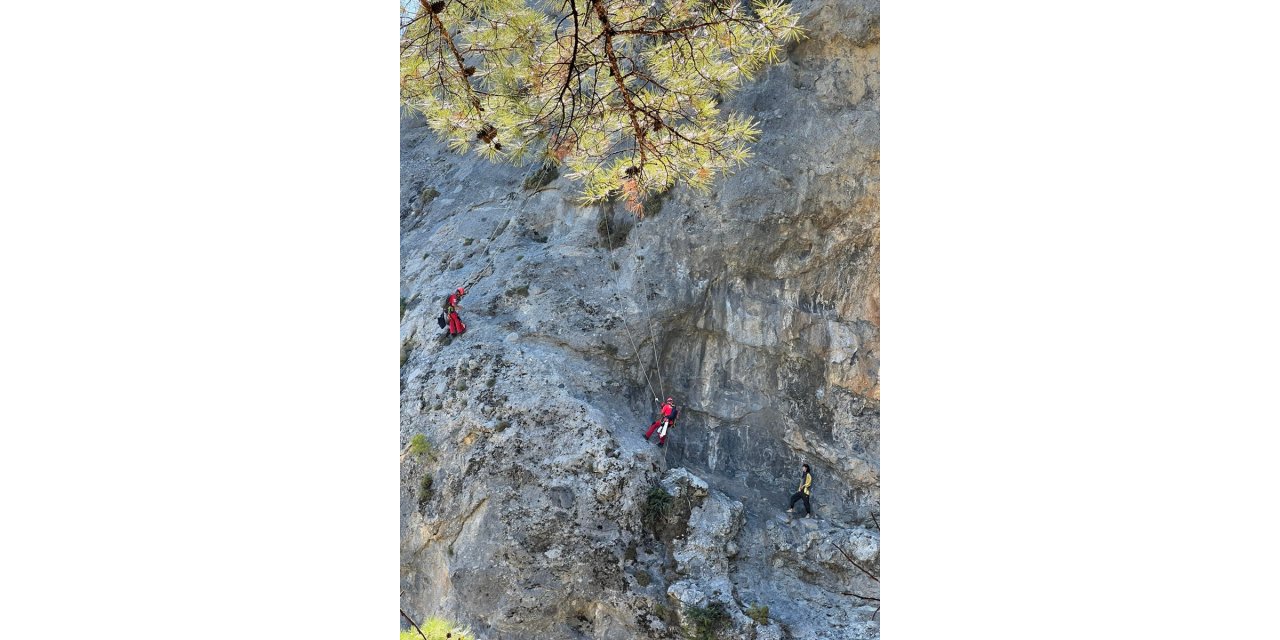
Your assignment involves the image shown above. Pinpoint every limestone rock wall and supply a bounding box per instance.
[400,1,879,637]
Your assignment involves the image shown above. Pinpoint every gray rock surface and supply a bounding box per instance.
[400,0,879,637]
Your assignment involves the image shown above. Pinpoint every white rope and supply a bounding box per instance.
[602,210,663,406]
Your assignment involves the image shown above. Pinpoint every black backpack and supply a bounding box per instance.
[437,294,453,328]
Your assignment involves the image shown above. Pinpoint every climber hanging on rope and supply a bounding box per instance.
[444,287,467,336]
[644,397,679,446]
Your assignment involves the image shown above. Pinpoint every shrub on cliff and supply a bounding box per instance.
[641,485,673,532]
[409,434,432,458]
[684,601,730,640]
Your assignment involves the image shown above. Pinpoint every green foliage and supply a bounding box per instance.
[401,0,803,210]
[507,285,529,297]
[523,162,560,190]
[409,434,432,457]
[642,486,673,531]
[684,601,730,640]
[417,472,435,510]
[400,616,476,640]
[653,602,674,624]
[746,603,769,625]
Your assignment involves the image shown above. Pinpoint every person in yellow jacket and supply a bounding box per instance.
[786,463,814,518]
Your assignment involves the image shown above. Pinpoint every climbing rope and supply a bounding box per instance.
[645,314,667,401]
[602,210,665,408]
[599,207,680,473]
[600,209,678,471]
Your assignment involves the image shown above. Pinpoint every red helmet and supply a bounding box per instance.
[456,287,466,295]
[666,397,673,403]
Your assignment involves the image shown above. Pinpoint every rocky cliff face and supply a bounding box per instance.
[400,1,879,638]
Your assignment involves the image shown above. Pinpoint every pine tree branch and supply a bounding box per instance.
[400,609,429,640]
[556,0,583,141]
[423,1,483,112]
[834,543,880,583]
[842,592,880,601]
[614,15,756,37]
[590,0,648,174]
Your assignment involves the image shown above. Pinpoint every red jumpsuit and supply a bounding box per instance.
[446,292,466,335]
[645,402,675,442]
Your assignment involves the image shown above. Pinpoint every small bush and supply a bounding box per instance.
[523,162,559,190]
[685,602,730,640]
[746,604,770,625]
[495,420,510,432]
[653,603,674,624]
[642,486,673,531]
[463,237,473,246]
[634,571,651,587]
[417,475,434,510]
[507,285,529,297]
[643,194,664,218]
[409,434,432,457]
